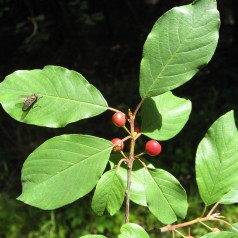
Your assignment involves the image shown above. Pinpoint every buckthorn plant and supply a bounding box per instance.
[1,0,238,237]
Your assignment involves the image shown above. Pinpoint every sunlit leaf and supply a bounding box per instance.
[220,189,238,204]
[0,66,108,127]
[109,154,155,207]
[200,231,238,238]
[141,91,191,140]
[118,223,150,238]
[144,168,187,224]
[140,0,220,98]
[18,135,113,209]
[91,169,126,216]
[231,223,238,234]
[196,111,238,206]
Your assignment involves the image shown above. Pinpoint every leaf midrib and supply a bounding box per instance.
[145,5,210,97]
[24,146,112,189]
[148,170,177,215]
[1,87,108,108]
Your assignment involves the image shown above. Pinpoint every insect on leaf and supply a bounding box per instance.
[22,93,38,111]
[0,66,108,127]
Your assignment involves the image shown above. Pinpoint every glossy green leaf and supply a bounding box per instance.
[220,189,238,204]
[118,223,150,238]
[17,134,113,209]
[141,91,191,140]
[109,154,155,207]
[196,111,238,206]
[79,235,107,238]
[0,66,108,127]
[139,0,220,98]
[200,232,238,238]
[91,169,126,216]
[144,168,187,224]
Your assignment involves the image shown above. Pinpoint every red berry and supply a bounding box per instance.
[112,112,126,127]
[145,140,162,156]
[111,138,124,152]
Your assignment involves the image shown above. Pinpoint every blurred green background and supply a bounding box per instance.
[0,0,237,237]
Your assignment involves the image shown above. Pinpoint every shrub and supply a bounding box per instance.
[1,0,238,237]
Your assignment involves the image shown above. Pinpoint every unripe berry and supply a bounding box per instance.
[212,228,220,232]
[112,112,126,127]
[145,140,162,156]
[111,138,124,152]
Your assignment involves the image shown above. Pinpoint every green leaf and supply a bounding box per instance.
[17,134,113,209]
[144,168,187,224]
[79,235,107,238]
[0,66,108,127]
[231,223,238,233]
[109,154,155,207]
[139,0,220,98]
[141,91,191,140]
[200,231,238,238]
[91,169,126,216]
[196,111,238,206]
[220,189,238,204]
[118,223,150,238]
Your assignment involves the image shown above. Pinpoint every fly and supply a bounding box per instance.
[22,93,38,111]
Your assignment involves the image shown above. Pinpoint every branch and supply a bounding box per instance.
[159,215,232,233]
[125,159,133,223]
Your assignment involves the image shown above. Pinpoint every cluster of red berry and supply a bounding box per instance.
[111,112,162,156]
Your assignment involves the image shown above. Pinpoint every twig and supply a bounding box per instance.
[125,159,133,223]
[120,150,128,159]
[108,107,121,113]
[133,99,144,118]
[207,202,219,217]
[125,109,136,223]
[123,125,131,135]
[138,158,148,170]
[159,215,232,233]
[201,205,207,217]
[121,135,131,143]
[134,132,142,140]
[116,158,128,171]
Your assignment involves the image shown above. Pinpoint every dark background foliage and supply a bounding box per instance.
[0,0,237,237]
